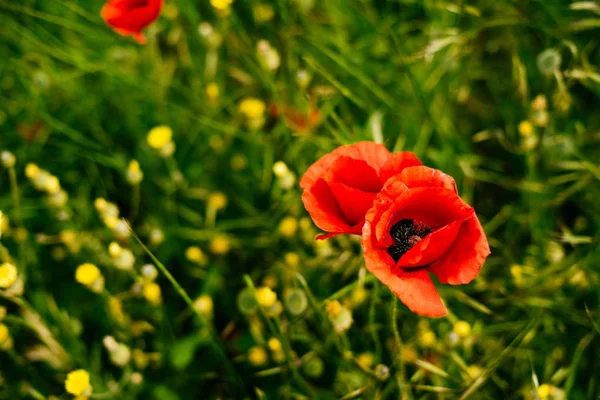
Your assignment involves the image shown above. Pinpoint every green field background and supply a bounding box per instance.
[1,0,600,399]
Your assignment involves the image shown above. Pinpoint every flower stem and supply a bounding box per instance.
[391,297,412,399]
[125,219,247,397]
[8,166,27,272]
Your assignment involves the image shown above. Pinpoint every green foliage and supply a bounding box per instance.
[1,0,600,399]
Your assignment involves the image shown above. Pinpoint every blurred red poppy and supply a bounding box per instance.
[101,0,164,44]
[361,166,490,317]
[300,142,421,239]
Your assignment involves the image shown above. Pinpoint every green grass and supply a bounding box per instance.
[1,0,600,399]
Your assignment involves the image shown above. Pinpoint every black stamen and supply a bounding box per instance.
[386,219,431,262]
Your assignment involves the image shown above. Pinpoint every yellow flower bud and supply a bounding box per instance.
[193,295,213,316]
[248,346,268,366]
[25,163,40,179]
[206,82,220,100]
[45,175,60,194]
[255,286,277,308]
[94,198,107,212]
[284,252,299,267]
[272,161,289,178]
[239,98,266,120]
[267,337,282,352]
[210,235,230,255]
[279,217,298,237]
[0,323,9,344]
[538,383,552,399]
[326,300,342,318]
[419,331,436,348]
[357,353,375,369]
[147,126,173,149]
[210,0,233,10]
[143,282,162,305]
[0,263,18,288]
[467,365,484,380]
[75,263,101,286]
[518,120,534,136]
[208,193,227,210]
[65,369,92,396]
[185,246,206,264]
[108,242,122,258]
[453,321,472,338]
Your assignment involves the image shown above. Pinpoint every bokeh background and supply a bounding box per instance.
[1,0,600,399]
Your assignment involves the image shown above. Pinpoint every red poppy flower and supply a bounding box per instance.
[101,0,164,44]
[361,166,490,317]
[300,142,422,239]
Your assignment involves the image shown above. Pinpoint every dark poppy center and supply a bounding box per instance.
[386,219,431,262]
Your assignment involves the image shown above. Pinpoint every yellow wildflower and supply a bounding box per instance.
[75,263,101,286]
[108,242,122,258]
[206,82,220,100]
[453,321,472,338]
[185,246,206,264]
[208,193,227,210]
[255,286,277,308]
[419,331,436,348]
[357,353,375,369]
[147,126,173,149]
[126,160,144,185]
[211,0,233,11]
[0,323,9,344]
[267,338,282,352]
[518,120,534,136]
[25,163,40,179]
[248,346,267,366]
[279,217,298,237]
[210,235,230,255]
[193,295,213,316]
[467,365,484,380]
[538,383,552,399]
[65,369,92,396]
[284,252,299,267]
[326,300,342,318]
[94,198,107,212]
[239,98,266,120]
[143,282,162,305]
[0,263,18,288]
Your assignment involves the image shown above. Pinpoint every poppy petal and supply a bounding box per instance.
[345,142,394,175]
[398,166,457,193]
[363,220,447,317]
[380,151,422,181]
[101,3,122,20]
[301,179,355,234]
[396,218,465,268]
[133,32,147,44]
[328,182,377,226]
[428,214,490,285]
[328,157,383,193]
[300,142,391,189]
[316,232,343,240]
